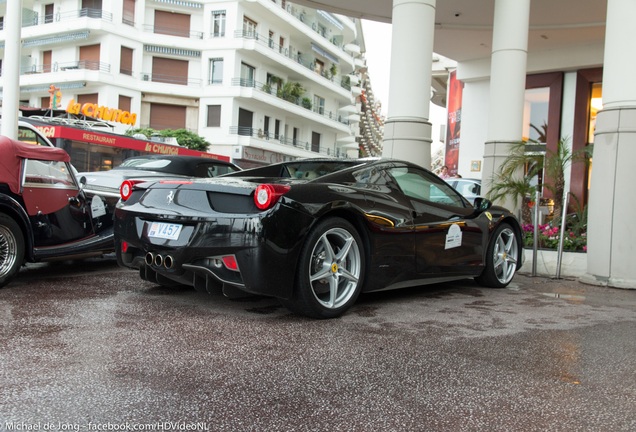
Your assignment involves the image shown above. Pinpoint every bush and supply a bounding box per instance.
[522,223,587,251]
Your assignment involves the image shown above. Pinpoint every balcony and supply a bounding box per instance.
[143,24,204,39]
[141,72,202,87]
[234,30,351,92]
[231,78,349,126]
[229,126,345,157]
[21,61,111,75]
[22,9,113,26]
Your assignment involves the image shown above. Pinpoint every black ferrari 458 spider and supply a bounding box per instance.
[114,158,524,318]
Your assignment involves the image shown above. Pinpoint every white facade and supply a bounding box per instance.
[0,0,367,166]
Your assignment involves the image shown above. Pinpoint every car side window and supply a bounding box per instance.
[18,127,50,147]
[387,167,466,208]
[24,159,76,188]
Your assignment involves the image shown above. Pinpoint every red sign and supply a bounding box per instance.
[33,125,229,161]
[445,70,464,177]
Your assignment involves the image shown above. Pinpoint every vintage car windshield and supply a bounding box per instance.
[23,159,76,188]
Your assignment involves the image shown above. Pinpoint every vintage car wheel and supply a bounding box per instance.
[0,214,25,288]
[284,217,365,319]
[475,223,519,288]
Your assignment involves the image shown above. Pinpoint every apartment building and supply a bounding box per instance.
[1,0,366,168]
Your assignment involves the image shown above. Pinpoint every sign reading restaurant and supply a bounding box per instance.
[34,124,230,161]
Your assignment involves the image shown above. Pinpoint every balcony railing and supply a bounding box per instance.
[20,61,111,74]
[231,78,349,126]
[234,30,351,92]
[229,126,343,157]
[267,0,347,52]
[141,72,202,87]
[143,24,204,39]
[24,9,113,26]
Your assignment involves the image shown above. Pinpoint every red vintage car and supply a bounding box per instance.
[0,136,114,287]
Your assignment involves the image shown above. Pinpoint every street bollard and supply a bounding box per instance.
[532,190,539,277]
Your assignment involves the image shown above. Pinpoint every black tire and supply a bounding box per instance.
[475,222,519,288]
[281,217,365,319]
[0,214,25,288]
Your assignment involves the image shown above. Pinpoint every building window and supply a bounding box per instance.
[209,58,223,84]
[122,0,135,26]
[311,131,320,153]
[313,95,325,115]
[211,11,225,37]
[43,50,52,73]
[119,95,132,113]
[207,105,221,127]
[120,46,133,76]
[588,82,602,145]
[315,59,324,75]
[522,87,550,143]
[240,62,255,87]
[44,4,54,24]
[243,17,257,37]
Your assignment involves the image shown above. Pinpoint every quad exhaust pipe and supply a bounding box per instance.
[145,252,175,269]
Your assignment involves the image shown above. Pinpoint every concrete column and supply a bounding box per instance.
[580,0,636,289]
[382,0,435,169]
[1,0,23,140]
[481,0,530,209]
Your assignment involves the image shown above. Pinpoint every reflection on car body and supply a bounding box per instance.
[114,158,525,319]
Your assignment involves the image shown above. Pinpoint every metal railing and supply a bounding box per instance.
[140,72,202,87]
[231,78,349,126]
[21,61,111,74]
[25,9,113,26]
[143,24,204,39]
[233,30,351,92]
[267,0,348,52]
[229,126,342,157]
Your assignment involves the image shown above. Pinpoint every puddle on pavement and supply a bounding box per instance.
[539,292,586,301]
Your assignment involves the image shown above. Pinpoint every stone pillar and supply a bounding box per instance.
[382,0,435,169]
[1,0,23,140]
[481,0,530,210]
[580,0,636,289]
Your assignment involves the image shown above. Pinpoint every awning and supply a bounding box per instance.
[18,82,87,93]
[22,31,90,48]
[152,0,202,8]
[317,10,344,30]
[311,43,339,64]
[144,45,201,58]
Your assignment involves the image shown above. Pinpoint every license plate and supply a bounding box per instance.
[148,222,182,240]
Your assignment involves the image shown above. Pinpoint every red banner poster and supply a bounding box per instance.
[445,70,464,177]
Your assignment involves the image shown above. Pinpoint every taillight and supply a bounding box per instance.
[254,184,291,210]
[222,255,238,271]
[122,241,128,252]
[120,180,144,201]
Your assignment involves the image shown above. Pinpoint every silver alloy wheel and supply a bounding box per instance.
[308,227,361,309]
[0,225,18,279]
[493,227,518,284]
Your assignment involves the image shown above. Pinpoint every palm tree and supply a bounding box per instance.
[486,168,539,225]
[543,138,593,221]
[486,137,592,223]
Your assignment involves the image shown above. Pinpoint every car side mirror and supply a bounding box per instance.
[79,176,87,188]
[473,197,492,212]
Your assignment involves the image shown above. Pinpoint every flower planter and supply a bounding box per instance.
[518,248,587,278]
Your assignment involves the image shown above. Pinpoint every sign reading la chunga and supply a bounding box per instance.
[66,99,137,126]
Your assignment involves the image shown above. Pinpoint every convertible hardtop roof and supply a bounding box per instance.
[0,135,71,195]
[114,154,239,174]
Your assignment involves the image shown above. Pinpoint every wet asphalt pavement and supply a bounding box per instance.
[1,255,635,432]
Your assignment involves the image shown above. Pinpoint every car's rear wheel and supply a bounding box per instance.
[283,217,364,319]
[475,223,519,288]
[0,214,24,288]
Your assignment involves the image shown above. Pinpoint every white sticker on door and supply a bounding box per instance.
[91,195,107,218]
[445,223,462,250]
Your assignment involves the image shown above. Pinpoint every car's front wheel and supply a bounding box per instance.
[475,223,519,288]
[0,214,25,288]
[282,217,365,319]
